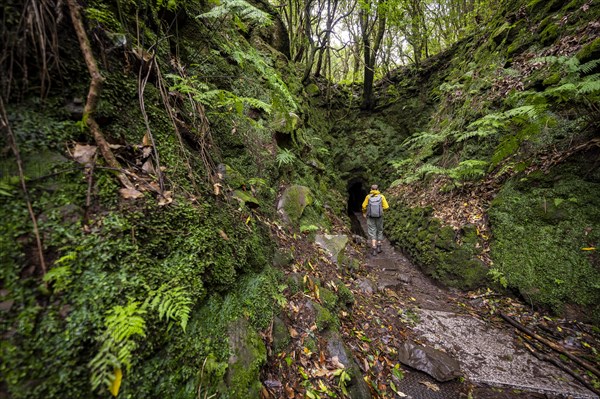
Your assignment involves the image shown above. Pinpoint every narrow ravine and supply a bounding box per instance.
[355,213,599,399]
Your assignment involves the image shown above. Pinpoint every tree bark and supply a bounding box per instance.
[67,0,133,189]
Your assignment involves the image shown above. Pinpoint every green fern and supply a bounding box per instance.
[448,160,489,181]
[197,0,272,28]
[146,285,193,331]
[401,131,445,150]
[90,284,193,393]
[276,148,296,167]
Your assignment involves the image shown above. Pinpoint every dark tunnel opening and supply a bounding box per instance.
[347,180,368,215]
[347,180,368,236]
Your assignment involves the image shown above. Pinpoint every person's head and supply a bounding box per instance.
[371,184,378,191]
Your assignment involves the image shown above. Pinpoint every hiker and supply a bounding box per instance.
[362,184,389,256]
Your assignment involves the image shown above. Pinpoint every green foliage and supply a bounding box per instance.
[276,148,296,167]
[197,0,272,29]
[489,173,600,319]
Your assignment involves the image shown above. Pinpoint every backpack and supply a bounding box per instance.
[367,195,383,218]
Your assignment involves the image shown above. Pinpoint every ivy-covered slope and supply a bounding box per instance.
[0,1,339,398]
[320,0,600,321]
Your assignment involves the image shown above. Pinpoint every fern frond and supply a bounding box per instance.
[577,79,600,95]
[416,163,449,177]
[449,160,489,181]
[455,128,496,142]
[147,285,193,331]
[579,59,600,75]
[401,131,445,150]
[197,0,272,27]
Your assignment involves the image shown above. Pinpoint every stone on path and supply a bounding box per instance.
[397,341,462,382]
[315,234,349,264]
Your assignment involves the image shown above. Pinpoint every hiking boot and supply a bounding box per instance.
[377,244,382,253]
[371,248,377,256]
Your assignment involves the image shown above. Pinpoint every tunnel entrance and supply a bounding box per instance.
[347,180,368,237]
[347,180,368,215]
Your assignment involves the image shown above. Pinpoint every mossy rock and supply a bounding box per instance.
[314,302,338,332]
[336,280,355,307]
[273,248,294,268]
[576,38,600,63]
[225,318,267,399]
[326,332,372,399]
[315,234,349,265]
[540,23,559,46]
[319,287,339,312]
[305,83,320,96]
[232,190,260,208]
[277,185,313,224]
[223,164,246,189]
[272,315,291,354]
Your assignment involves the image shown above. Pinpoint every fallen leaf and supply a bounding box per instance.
[330,356,345,369]
[581,247,596,251]
[142,132,151,147]
[109,368,122,397]
[157,191,173,206]
[288,327,299,338]
[119,188,144,199]
[419,381,440,392]
[73,144,97,165]
[219,230,229,240]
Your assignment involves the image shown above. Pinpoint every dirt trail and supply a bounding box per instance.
[356,213,598,399]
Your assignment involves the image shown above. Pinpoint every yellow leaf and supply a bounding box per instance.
[581,247,596,251]
[410,297,416,302]
[245,216,251,225]
[109,368,122,397]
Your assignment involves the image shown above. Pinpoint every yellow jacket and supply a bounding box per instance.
[362,190,389,216]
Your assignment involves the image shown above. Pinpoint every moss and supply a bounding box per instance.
[336,281,355,307]
[314,302,338,332]
[489,173,600,321]
[540,23,559,46]
[319,287,339,312]
[543,72,562,86]
[225,319,267,399]
[576,38,600,63]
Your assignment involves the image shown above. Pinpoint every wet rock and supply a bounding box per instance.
[277,185,312,224]
[315,234,348,264]
[397,341,461,382]
[355,278,375,295]
[326,332,372,399]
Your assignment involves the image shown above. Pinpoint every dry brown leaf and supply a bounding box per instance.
[142,132,151,147]
[142,160,155,174]
[73,143,97,165]
[419,381,440,392]
[330,356,345,369]
[219,230,229,240]
[158,191,173,206]
[288,327,299,338]
[119,188,144,200]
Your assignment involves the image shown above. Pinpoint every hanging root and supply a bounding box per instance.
[66,0,133,189]
[0,97,47,275]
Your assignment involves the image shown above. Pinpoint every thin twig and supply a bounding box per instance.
[0,96,47,275]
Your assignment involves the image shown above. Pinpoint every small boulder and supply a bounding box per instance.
[326,332,372,399]
[315,234,349,264]
[277,185,312,224]
[397,341,461,382]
